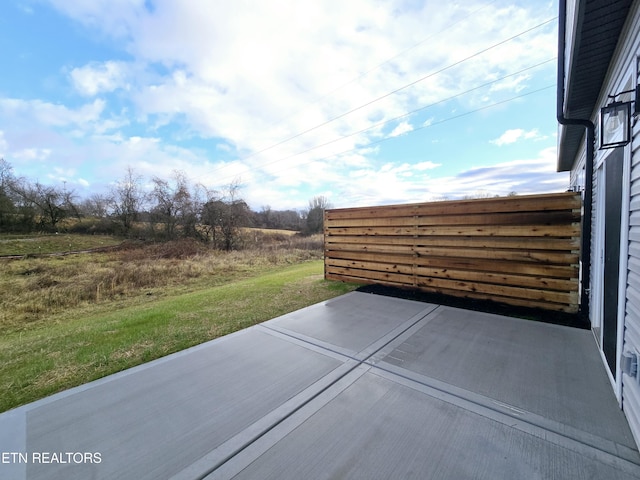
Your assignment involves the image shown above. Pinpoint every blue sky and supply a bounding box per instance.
[0,0,565,210]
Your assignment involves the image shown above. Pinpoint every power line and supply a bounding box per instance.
[242,58,556,171]
[213,84,556,187]
[211,60,555,184]
[262,0,501,136]
[210,16,557,177]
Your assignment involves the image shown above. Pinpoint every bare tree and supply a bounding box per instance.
[3,170,36,232]
[198,185,220,244]
[256,205,272,229]
[110,167,144,236]
[151,176,177,239]
[275,209,304,231]
[36,182,78,230]
[253,205,303,231]
[9,178,78,232]
[0,159,17,230]
[150,170,198,240]
[201,180,250,250]
[80,193,110,219]
[304,195,332,235]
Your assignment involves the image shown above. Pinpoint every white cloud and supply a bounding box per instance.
[7,1,558,209]
[424,147,567,199]
[70,61,130,96]
[45,0,145,39]
[389,121,414,138]
[13,148,52,161]
[325,146,567,208]
[491,129,525,145]
[0,131,7,157]
[490,128,542,146]
[0,98,105,129]
[47,0,556,155]
[488,74,531,93]
[414,161,441,171]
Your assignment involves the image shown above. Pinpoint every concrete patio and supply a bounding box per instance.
[1,291,639,479]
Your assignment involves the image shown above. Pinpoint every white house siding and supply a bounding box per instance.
[598,1,640,447]
[567,1,640,447]
[625,97,640,447]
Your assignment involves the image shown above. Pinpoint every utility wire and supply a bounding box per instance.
[212,16,557,176]
[213,84,555,187]
[211,61,554,184]
[263,0,501,134]
[238,58,555,172]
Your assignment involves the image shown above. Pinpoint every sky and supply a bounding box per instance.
[0,0,566,211]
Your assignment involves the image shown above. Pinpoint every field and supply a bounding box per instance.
[0,233,357,413]
[0,233,122,256]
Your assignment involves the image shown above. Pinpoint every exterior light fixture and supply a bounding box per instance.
[599,87,638,149]
[600,101,631,149]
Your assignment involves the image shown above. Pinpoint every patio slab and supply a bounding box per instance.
[1,328,347,480]
[0,291,638,479]
[217,369,640,480]
[379,305,637,449]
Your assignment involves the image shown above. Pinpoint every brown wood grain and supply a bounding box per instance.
[324,192,582,312]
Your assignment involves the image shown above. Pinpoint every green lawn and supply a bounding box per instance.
[0,260,357,413]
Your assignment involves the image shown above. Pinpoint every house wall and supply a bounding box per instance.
[627,90,640,449]
[568,0,640,448]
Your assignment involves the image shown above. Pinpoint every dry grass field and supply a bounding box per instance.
[0,233,357,413]
[0,234,323,332]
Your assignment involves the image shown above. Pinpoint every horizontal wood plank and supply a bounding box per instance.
[325,250,578,278]
[326,210,580,228]
[326,234,580,251]
[325,192,581,220]
[327,243,578,265]
[324,192,582,312]
[326,258,576,291]
[327,224,580,238]
[326,265,575,304]
[326,272,577,312]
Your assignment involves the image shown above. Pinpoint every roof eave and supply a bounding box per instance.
[557,124,585,172]
[557,0,634,172]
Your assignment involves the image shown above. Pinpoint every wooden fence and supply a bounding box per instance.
[324,192,582,313]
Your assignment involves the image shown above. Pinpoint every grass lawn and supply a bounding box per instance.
[0,260,356,413]
[0,234,122,256]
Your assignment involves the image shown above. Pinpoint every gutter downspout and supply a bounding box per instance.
[557,0,594,322]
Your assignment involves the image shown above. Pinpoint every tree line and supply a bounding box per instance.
[0,159,331,249]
